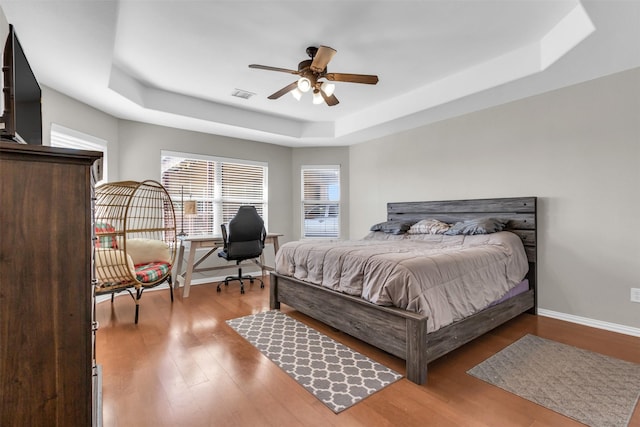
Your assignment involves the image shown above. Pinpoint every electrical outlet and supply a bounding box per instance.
[631,288,640,303]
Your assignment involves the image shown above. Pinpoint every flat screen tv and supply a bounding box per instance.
[1,24,42,145]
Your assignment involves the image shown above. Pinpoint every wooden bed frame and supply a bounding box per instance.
[270,197,537,384]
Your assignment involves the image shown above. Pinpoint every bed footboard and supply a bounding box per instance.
[270,272,429,384]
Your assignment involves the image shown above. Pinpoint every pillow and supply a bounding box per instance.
[407,219,451,235]
[369,220,416,235]
[95,222,118,249]
[125,238,171,265]
[444,217,508,235]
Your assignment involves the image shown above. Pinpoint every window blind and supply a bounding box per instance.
[50,123,108,184]
[161,151,267,236]
[301,165,340,238]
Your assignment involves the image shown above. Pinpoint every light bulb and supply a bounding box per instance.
[320,81,335,97]
[312,90,324,105]
[291,88,302,100]
[297,77,311,93]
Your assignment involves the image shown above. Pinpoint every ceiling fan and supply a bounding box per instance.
[249,45,379,106]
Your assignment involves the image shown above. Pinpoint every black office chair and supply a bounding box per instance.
[217,206,267,294]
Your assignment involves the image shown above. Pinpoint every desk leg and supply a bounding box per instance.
[259,252,266,278]
[258,236,280,275]
[173,242,185,289]
[183,242,197,298]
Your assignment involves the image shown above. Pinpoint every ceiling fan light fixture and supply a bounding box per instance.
[297,77,311,92]
[320,81,335,97]
[312,90,324,105]
[291,88,302,100]
[249,45,377,106]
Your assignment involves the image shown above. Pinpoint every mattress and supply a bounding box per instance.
[275,231,529,332]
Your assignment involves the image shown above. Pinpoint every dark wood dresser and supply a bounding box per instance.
[0,142,103,426]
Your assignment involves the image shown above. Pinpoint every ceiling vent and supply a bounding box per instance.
[231,89,255,100]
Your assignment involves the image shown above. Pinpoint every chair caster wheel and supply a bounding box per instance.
[249,278,254,284]
[216,287,221,293]
[241,289,245,294]
[260,284,265,289]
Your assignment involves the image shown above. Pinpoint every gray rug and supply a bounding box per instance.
[226,310,402,413]
[468,334,640,427]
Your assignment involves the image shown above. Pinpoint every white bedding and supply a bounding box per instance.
[275,231,529,332]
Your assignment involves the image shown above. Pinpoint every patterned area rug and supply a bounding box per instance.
[226,310,402,413]
[468,334,640,427]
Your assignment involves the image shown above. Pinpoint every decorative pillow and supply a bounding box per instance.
[444,217,508,235]
[369,220,416,235]
[95,222,118,249]
[407,219,451,235]
[126,238,171,265]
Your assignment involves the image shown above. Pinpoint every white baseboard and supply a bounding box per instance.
[538,308,640,337]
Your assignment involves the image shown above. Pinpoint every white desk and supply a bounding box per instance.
[173,233,282,297]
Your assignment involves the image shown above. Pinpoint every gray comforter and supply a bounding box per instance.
[275,231,529,332]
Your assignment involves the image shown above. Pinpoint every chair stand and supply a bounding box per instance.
[217,263,264,295]
[135,289,142,324]
[134,276,174,324]
[102,286,138,320]
[101,275,174,325]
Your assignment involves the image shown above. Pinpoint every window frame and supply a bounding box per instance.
[161,150,268,237]
[300,164,341,239]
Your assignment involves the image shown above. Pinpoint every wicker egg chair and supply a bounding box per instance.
[94,180,177,324]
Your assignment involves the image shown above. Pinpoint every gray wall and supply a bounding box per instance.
[42,87,120,181]
[349,67,640,329]
[116,120,293,242]
[115,120,352,244]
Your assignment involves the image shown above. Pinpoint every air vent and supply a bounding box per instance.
[231,89,255,100]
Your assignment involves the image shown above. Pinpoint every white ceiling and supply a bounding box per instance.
[1,0,639,147]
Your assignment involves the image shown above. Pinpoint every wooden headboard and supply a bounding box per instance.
[387,197,537,311]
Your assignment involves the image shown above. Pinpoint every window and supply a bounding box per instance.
[161,151,268,236]
[301,165,340,238]
[50,123,107,184]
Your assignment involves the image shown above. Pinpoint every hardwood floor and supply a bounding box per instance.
[96,277,640,427]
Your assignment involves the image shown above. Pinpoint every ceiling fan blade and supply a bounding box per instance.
[310,46,337,73]
[249,64,300,75]
[267,81,299,99]
[325,73,379,85]
[320,90,339,107]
